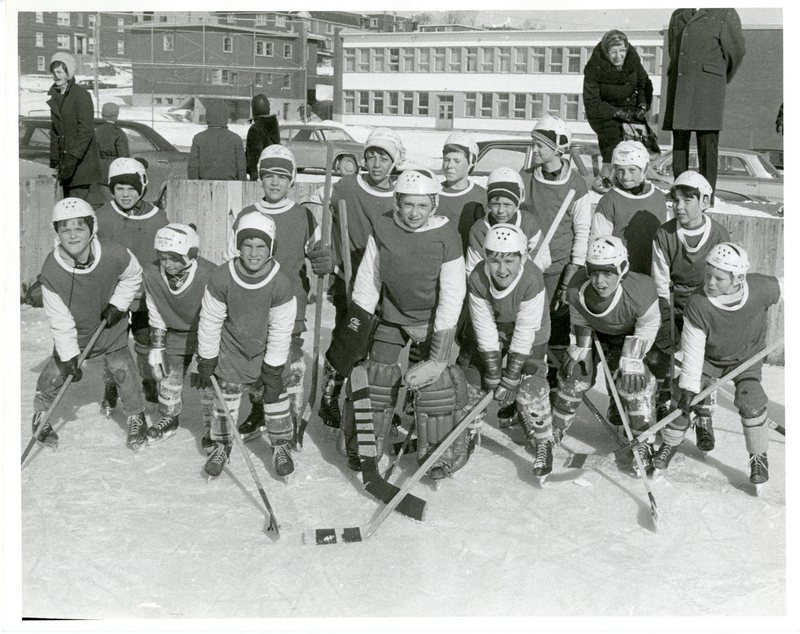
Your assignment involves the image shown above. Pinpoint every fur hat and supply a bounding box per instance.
[49,52,76,78]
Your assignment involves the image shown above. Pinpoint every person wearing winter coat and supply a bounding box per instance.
[245,94,281,181]
[583,30,654,189]
[662,9,746,197]
[46,52,103,202]
[187,101,246,181]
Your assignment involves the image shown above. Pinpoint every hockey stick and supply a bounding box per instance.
[21,319,107,466]
[713,383,786,436]
[339,200,353,302]
[594,341,660,529]
[295,142,335,450]
[304,391,494,545]
[539,189,576,261]
[668,285,677,401]
[383,397,416,481]
[210,376,280,538]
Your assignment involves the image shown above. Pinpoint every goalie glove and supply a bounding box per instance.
[616,336,649,393]
[405,328,456,390]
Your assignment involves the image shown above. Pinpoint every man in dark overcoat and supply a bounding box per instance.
[662,9,745,197]
[187,100,246,181]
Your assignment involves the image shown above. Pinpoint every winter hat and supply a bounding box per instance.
[235,212,276,253]
[487,167,525,207]
[101,102,119,120]
[49,52,76,79]
[257,145,297,182]
[602,29,629,54]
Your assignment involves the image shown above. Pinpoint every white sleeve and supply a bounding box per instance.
[678,318,707,393]
[264,297,297,366]
[589,210,614,246]
[197,288,227,359]
[107,250,142,311]
[41,285,79,361]
[351,234,381,313]
[651,242,672,300]
[468,292,501,352]
[145,293,167,333]
[465,245,483,277]
[570,192,592,265]
[632,299,661,350]
[528,231,551,272]
[434,256,467,332]
[509,291,545,355]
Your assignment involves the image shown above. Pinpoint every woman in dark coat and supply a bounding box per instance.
[583,30,653,191]
[46,52,102,201]
[245,93,281,181]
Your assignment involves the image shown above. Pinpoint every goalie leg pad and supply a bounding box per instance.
[282,337,306,419]
[347,359,402,459]
[552,363,594,433]
[517,373,553,441]
[618,371,656,432]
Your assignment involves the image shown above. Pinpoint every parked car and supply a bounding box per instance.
[19,115,189,203]
[279,123,364,176]
[754,148,783,173]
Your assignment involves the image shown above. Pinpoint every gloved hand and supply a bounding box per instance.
[404,329,456,390]
[260,361,285,403]
[494,352,527,408]
[54,354,82,382]
[195,356,218,390]
[634,104,648,122]
[101,304,126,328]
[552,263,581,312]
[307,243,333,276]
[617,336,648,393]
[479,350,502,392]
[677,388,697,418]
[559,326,593,380]
[59,154,78,181]
[613,108,635,123]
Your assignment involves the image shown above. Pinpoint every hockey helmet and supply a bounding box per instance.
[235,211,277,255]
[706,242,749,275]
[483,223,528,258]
[108,157,148,195]
[394,168,441,197]
[531,114,571,153]
[487,167,525,206]
[154,223,200,264]
[672,170,713,200]
[52,197,97,236]
[364,127,405,167]
[258,145,297,183]
[443,131,479,166]
[612,140,649,171]
[586,235,629,277]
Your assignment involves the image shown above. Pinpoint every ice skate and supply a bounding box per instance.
[317,395,342,432]
[32,411,58,451]
[695,416,715,453]
[146,414,179,442]
[532,439,554,485]
[201,430,214,454]
[238,405,265,442]
[272,440,294,482]
[204,441,231,479]
[101,382,118,417]
[142,379,159,404]
[651,442,678,479]
[631,441,652,477]
[748,452,768,496]
[426,462,450,489]
[497,402,517,429]
[125,411,148,452]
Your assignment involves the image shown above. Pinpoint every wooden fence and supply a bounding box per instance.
[19,177,785,363]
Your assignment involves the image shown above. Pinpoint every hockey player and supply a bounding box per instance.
[143,223,216,444]
[195,213,297,478]
[552,236,660,474]
[466,223,554,482]
[649,170,729,419]
[312,128,405,432]
[95,157,168,408]
[327,169,468,478]
[227,146,320,441]
[589,140,670,275]
[33,198,148,451]
[652,243,781,490]
[519,115,592,386]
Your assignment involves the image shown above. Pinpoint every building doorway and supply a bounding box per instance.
[435,95,454,130]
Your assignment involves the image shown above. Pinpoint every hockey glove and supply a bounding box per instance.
[260,362,285,404]
[54,354,82,383]
[494,351,528,408]
[307,243,334,276]
[634,104,648,122]
[101,304,126,328]
[59,155,78,181]
[677,388,697,418]
[560,326,593,380]
[405,328,456,390]
[195,356,218,390]
[148,328,168,381]
[617,336,648,393]
[479,349,502,392]
[613,108,635,123]
[552,262,581,312]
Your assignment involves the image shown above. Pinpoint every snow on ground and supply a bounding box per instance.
[19,301,786,620]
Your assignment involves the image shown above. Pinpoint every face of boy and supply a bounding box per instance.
[57,218,92,263]
[113,184,141,210]
[442,150,470,186]
[704,265,742,298]
[487,252,522,288]
[488,196,517,223]
[51,65,68,87]
[531,140,559,167]
[364,149,393,184]
[614,165,645,190]
[239,237,271,274]
[396,194,435,230]
[671,191,706,229]
[261,173,291,203]
[158,252,188,276]
[589,269,621,298]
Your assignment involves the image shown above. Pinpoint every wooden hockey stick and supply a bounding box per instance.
[339,200,353,302]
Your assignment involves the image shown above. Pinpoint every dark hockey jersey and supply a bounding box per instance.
[95,200,168,270]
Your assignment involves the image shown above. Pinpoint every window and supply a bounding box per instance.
[275,15,286,28]
[464,92,477,117]
[205,69,222,84]
[513,94,526,118]
[532,47,545,72]
[256,14,268,26]
[387,91,398,114]
[76,14,83,27]
[221,69,238,84]
[639,46,658,74]
[547,94,563,117]
[418,48,430,72]
[88,14,95,28]
[265,73,273,84]
[565,94,580,120]
[498,47,511,72]
[117,40,125,55]
[402,48,415,71]
[567,47,582,73]
[370,18,379,28]
[256,40,273,57]
[344,49,355,71]
[163,33,173,51]
[283,43,292,59]
[282,74,291,89]
[358,92,369,114]
[56,34,70,49]
[402,92,414,115]
[358,48,370,72]
[372,48,385,72]
[465,47,477,72]
[35,12,43,23]
[223,36,232,53]
[37,56,45,71]
[549,48,563,73]
[388,48,400,72]
[57,12,70,26]
[35,32,43,47]
[226,15,235,24]
[449,48,462,73]
[480,93,492,117]
[344,90,355,114]
[159,15,168,23]
[117,17,125,33]
[513,48,527,73]
[255,72,264,87]
[480,48,494,73]
[88,37,95,53]
[497,92,510,118]
[434,48,446,72]
[373,91,384,114]
[417,93,429,116]
[327,23,334,34]
[530,94,543,118]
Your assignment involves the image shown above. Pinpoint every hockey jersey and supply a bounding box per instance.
[465,211,551,276]
[95,200,168,270]
[651,215,730,313]
[198,259,296,384]
[436,181,487,254]
[38,237,142,360]
[353,211,465,330]
[590,183,670,275]
[143,256,215,356]
[468,258,550,355]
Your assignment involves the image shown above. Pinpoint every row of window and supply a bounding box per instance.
[202,69,292,89]
[35,33,124,56]
[160,32,293,59]
[344,45,662,76]
[35,12,126,32]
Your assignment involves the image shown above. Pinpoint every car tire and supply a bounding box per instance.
[336,155,358,176]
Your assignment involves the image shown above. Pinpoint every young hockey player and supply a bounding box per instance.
[143,223,216,443]
[552,236,660,474]
[33,198,147,451]
[227,146,319,441]
[649,170,729,418]
[589,140,669,275]
[195,212,297,478]
[327,169,468,479]
[95,157,168,408]
[652,243,781,491]
[519,115,592,386]
[466,223,554,482]
[312,128,405,432]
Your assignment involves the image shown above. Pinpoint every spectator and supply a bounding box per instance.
[188,101,246,180]
[46,52,102,202]
[662,9,746,198]
[95,102,130,202]
[583,29,654,193]
[245,94,280,181]
[776,103,783,136]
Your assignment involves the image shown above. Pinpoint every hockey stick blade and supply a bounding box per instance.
[303,525,364,545]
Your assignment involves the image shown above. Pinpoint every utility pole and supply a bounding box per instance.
[300,20,308,122]
[93,12,100,116]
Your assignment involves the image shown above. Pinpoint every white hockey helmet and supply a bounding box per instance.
[706,242,749,275]
[612,140,649,171]
[531,114,571,153]
[235,211,277,255]
[364,127,405,167]
[52,197,97,235]
[483,223,528,258]
[487,167,525,206]
[394,168,441,196]
[258,145,297,183]
[108,157,148,194]
[672,170,713,200]
[586,235,629,277]
[154,223,200,264]
[443,131,479,166]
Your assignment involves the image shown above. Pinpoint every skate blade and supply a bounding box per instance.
[102,407,114,418]
[535,474,551,487]
[147,430,177,443]
[239,429,265,442]
[35,439,58,452]
[753,482,765,496]
[650,468,665,481]
[126,440,147,452]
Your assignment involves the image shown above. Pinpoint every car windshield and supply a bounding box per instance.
[756,153,781,178]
